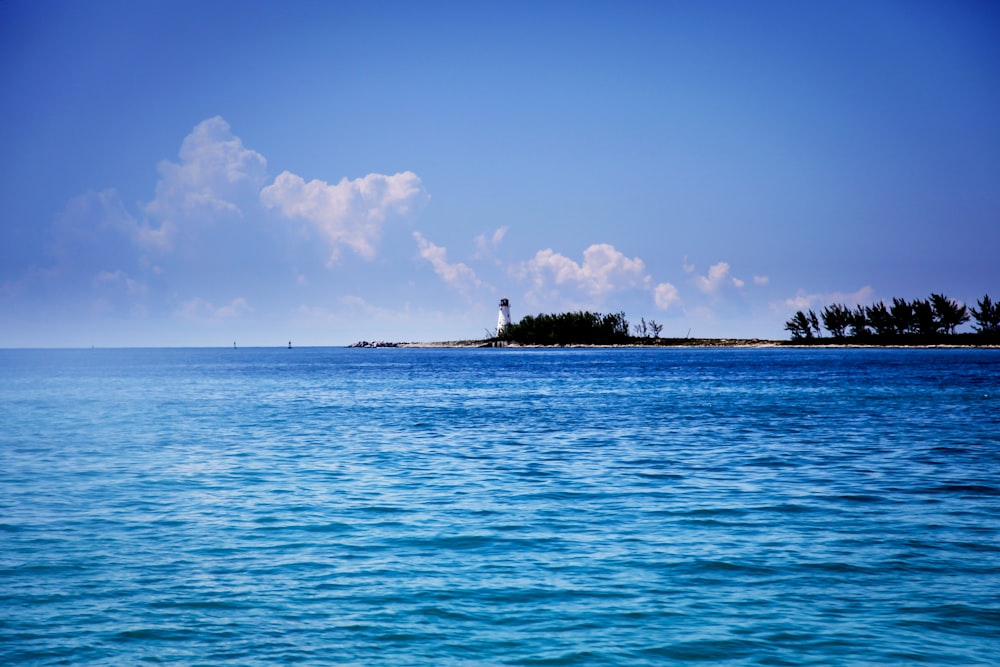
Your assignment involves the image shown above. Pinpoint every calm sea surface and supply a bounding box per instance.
[1,347,998,665]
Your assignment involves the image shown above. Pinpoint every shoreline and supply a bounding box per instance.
[399,339,1000,349]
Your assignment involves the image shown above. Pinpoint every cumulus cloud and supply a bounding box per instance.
[414,231,482,293]
[693,261,743,294]
[519,243,648,299]
[145,116,267,242]
[653,282,680,310]
[261,170,428,265]
[753,275,769,285]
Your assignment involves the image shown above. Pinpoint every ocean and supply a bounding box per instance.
[1,347,998,665]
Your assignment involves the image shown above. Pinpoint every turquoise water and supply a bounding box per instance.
[1,347,998,665]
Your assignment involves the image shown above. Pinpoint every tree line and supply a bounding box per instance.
[785,293,999,342]
[499,310,634,345]
[499,310,676,345]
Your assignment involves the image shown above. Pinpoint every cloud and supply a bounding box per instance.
[782,286,874,312]
[414,231,482,293]
[653,282,680,310]
[693,261,743,294]
[261,170,429,265]
[518,243,648,299]
[475,225,509,253]
[145,116,267,244]
[94,269,147,297]
[753,275,769,285]
[52,189,143,269]
[176,296,252,321]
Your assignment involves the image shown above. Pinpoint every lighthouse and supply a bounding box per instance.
[497,297,511,336]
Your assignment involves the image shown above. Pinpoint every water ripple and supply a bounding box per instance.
[1,347,998,665]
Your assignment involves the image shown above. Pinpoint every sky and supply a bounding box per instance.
[1,0,998,347]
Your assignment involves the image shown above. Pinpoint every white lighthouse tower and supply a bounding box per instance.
[497,297,511,336]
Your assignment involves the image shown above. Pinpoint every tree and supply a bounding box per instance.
[866,302,895,337]
[821,303,852,338]
[785,310,819,340]
[849,306,870,338]
[890,297,914,336]
[636,317,649,338]
[501,310,631,345]
[971,294,1000,334]
[649,320,663,338]
[930,293,969,335]
[912,299,938,336]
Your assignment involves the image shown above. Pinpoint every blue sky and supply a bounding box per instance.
[2,0,998,346]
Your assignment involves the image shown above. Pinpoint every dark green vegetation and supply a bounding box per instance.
[785,293,999,344]
[489,295,999,347]
[496,311,767,347]
[499,311,634,345]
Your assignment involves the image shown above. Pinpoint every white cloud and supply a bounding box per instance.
[261,170,428,265]
[414,231,482,293]
[474,225,510,259]
[518,243,648,299]
[685,260,764,294]
[782,286,874,312]
[52,189,143,266]
[694,261,736,294]
[94,269,147,297]
[653,282,680,310]
[145,116,267,242]
[177,296,252,321]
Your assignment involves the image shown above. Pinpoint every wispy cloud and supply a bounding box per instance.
[781,286,874,312]
[93,269,146,297]
[49,189,143,270]
[176,296,252,321]
[474,225,510,260]
[414,231,482,293]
